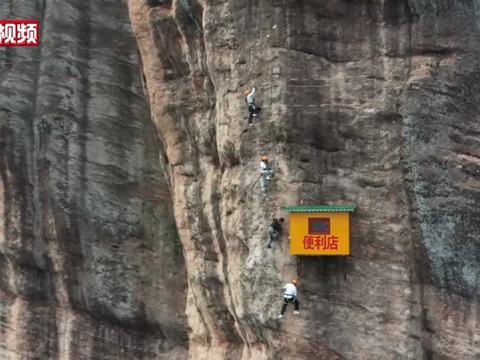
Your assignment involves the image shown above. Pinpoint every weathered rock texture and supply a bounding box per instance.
[0,0,188,359]
[2,0,480,359]
[129,0,480,359]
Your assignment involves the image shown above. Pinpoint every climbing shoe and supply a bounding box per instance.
[293,311,300,315]
[278,314,283,319]
[267,245,271,248]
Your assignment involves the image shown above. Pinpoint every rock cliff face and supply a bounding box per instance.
[129,0,480,359]
[0,0,188,359]
[2,0,480,359]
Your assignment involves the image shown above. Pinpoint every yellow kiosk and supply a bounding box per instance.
[283,205,356,256]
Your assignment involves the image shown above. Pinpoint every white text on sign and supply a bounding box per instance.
[0,21,39,46]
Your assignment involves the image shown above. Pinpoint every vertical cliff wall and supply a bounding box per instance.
[130,0,480,359]
[0,0,188,359]
[2,0,480,359]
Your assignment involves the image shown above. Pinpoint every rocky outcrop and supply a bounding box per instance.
[129,0,480,359]
[0,0,187,359]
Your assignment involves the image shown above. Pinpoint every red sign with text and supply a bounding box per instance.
[0,20,39,46]
[303,235,339,251]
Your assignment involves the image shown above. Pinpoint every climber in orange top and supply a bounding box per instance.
[245,86,262,125]
[278,279,300,318]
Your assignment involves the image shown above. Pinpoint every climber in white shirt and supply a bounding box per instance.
[259,156,274,191]
[278,279,300,318]
[244,86,262,125]
[245,86,256,105]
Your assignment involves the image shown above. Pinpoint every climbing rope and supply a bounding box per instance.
[281,232,289,278]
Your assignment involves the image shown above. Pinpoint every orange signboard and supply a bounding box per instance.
[287,211,352,256]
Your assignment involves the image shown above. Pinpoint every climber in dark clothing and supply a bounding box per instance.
[245,86,262,125]
[267,215,284,248]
